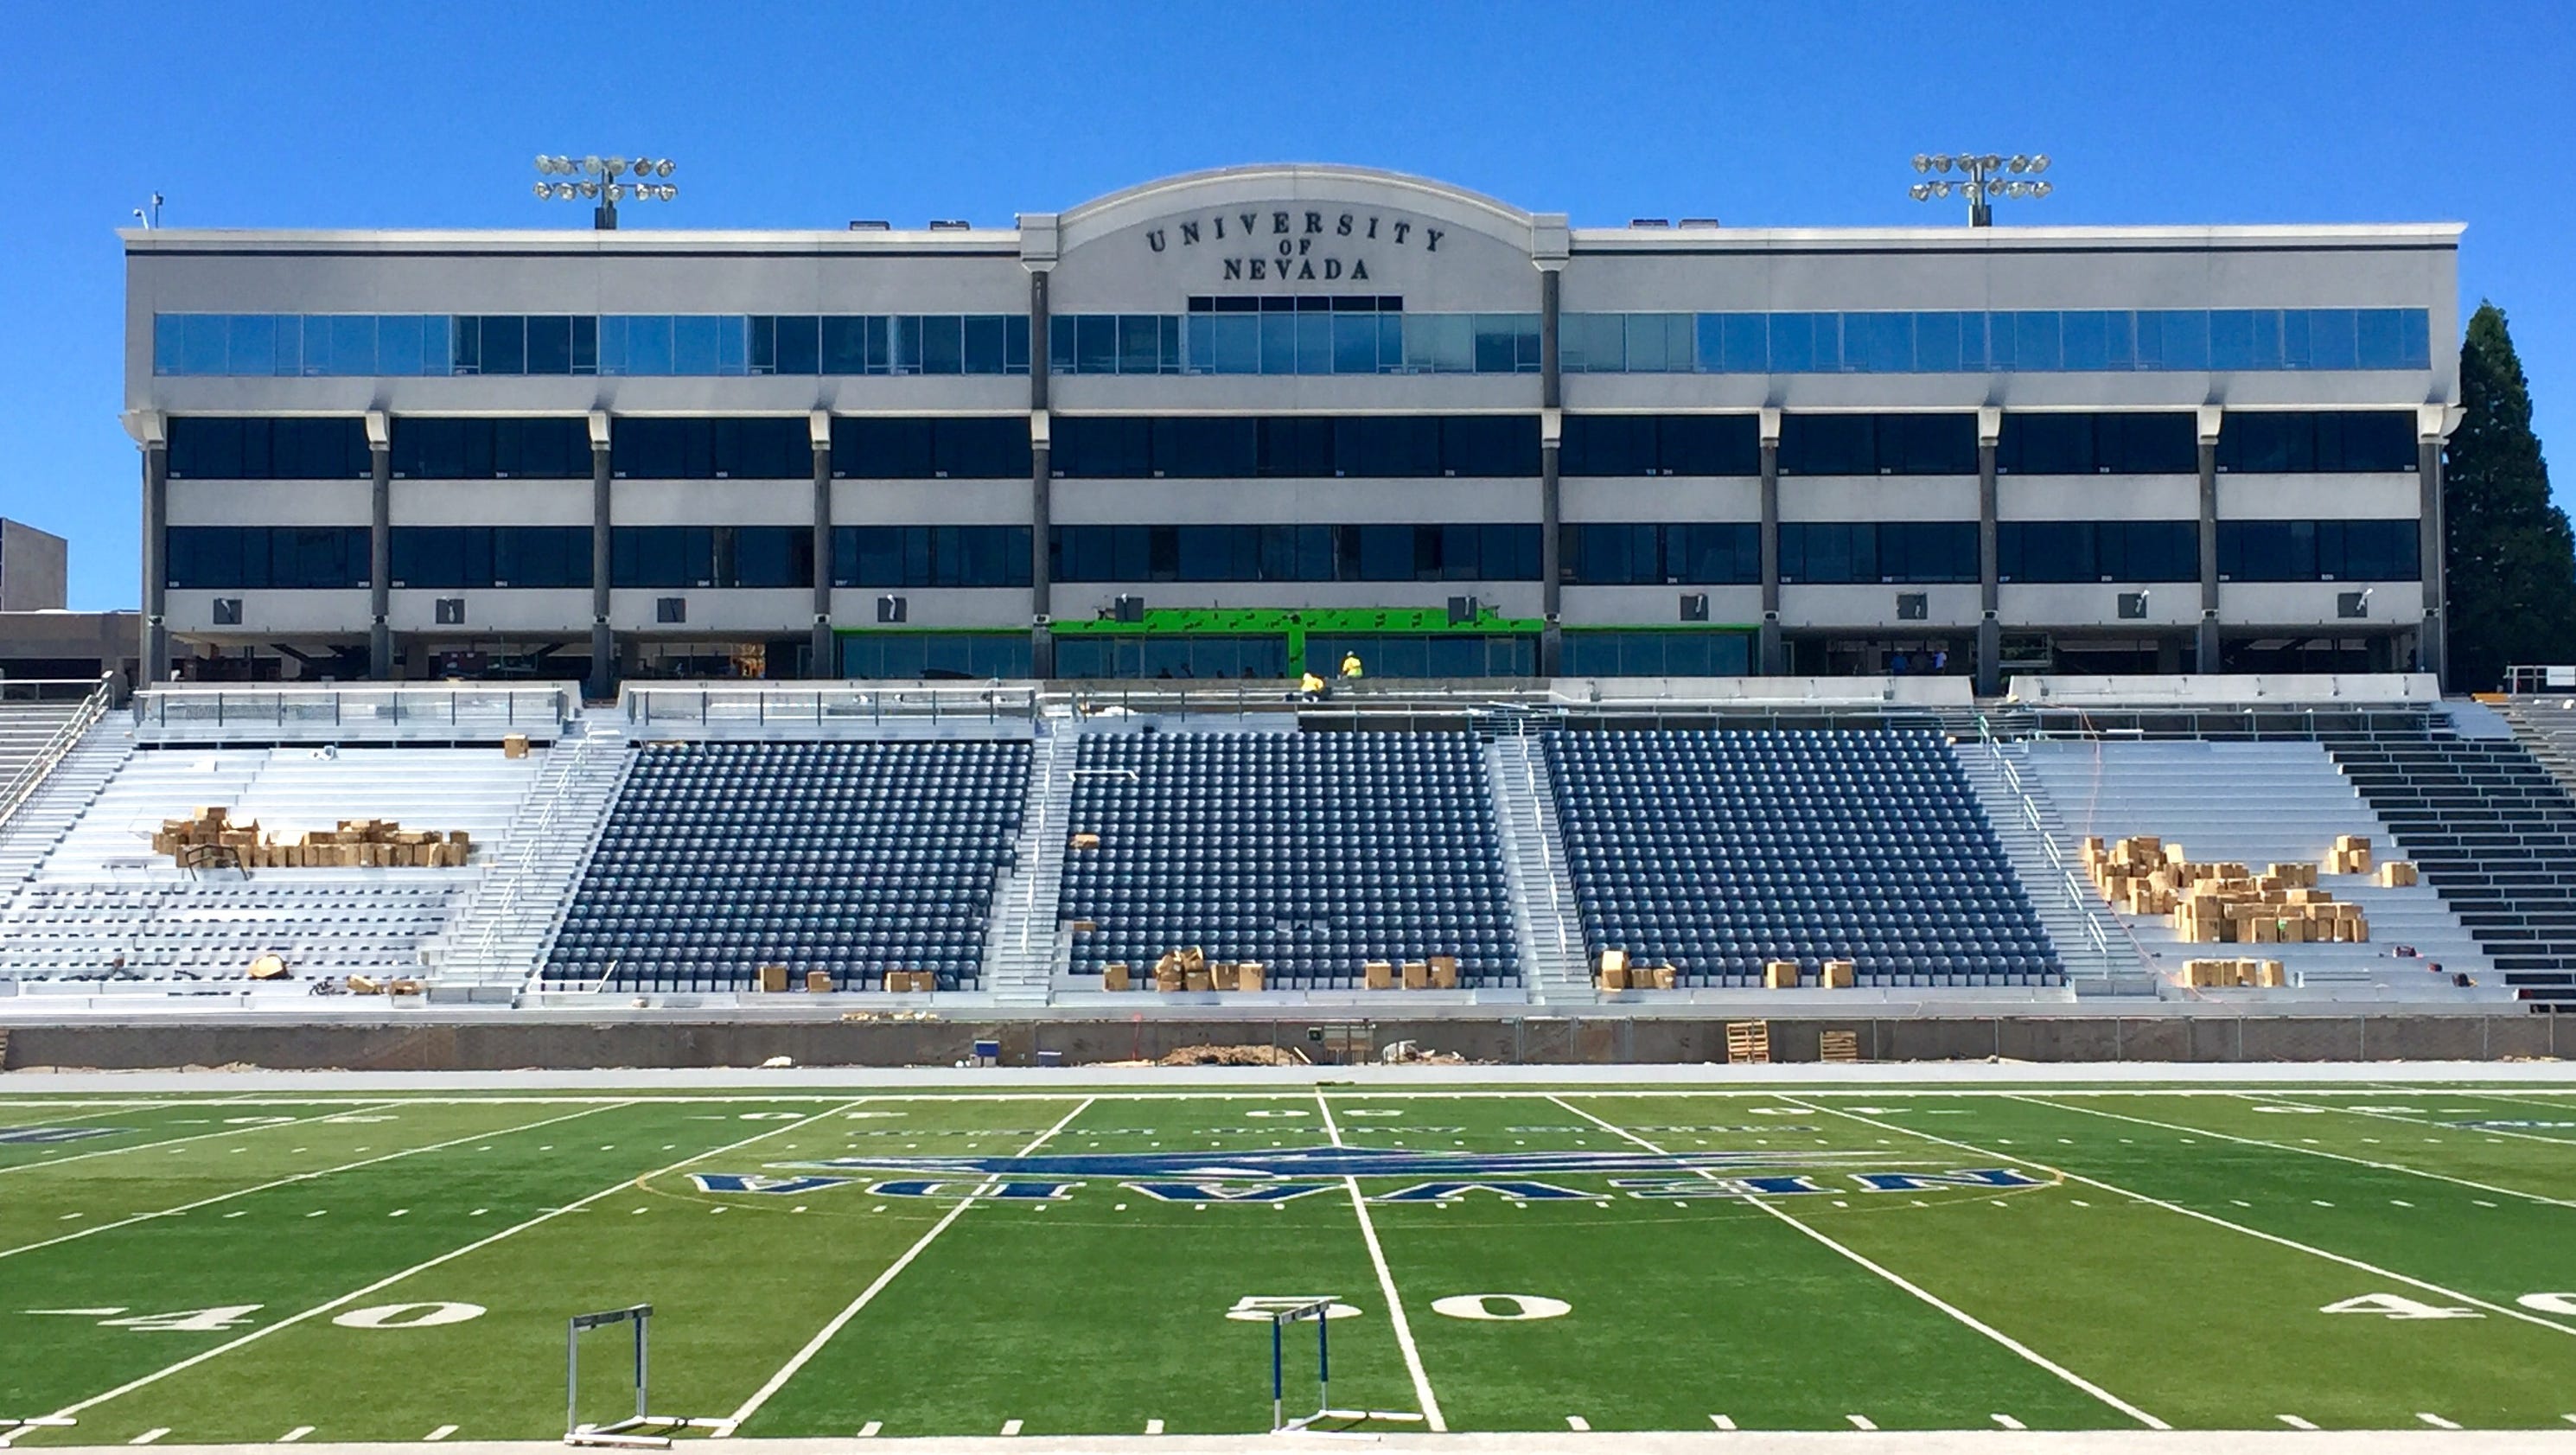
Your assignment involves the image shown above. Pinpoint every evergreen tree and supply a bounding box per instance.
[2443,302,2576,690]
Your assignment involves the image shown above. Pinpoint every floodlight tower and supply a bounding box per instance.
[1908,153,2051,227]
[532,156,679,230]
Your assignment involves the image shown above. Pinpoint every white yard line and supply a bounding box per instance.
[2017,1094,2576,1209]
[0,1102,628,1262]
[1783,1096,2576,1343]
[711,1097,1096,1439]
[2278,1414,2319,1430]
[0,1102,403,1178]
[0,1097,879,1446]
[1549,1095,2167,1431]
[276,1427,312,1443]
[2257,1091,2576,1148]
[1316,1088,1449,1434]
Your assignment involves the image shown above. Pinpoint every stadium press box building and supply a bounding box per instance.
[122,164,2460,693]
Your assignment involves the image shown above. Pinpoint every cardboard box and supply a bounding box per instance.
[1649,965,1678,991]
[1819,959,1856,989]
[1183,969,1213,992]
[1153,965,1183,992]
[1599,948,1629,975]
[1365,961,1394,991]
[1401,960,1430,991]
[502,733,530,760]
[805,970,833,993]
[1211,962,1239,991]
[2258,959,2288,988]
[1069,832,1101,851]
[1599,964,1629,991]
[1427,954,1459,990]
[2378,860,2419,888]
[1237,962,1266,992]
[1103,962,1132,992]
[759,964,789,993]
[1763,960,1801,990]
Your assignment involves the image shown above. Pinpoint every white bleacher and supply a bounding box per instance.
[0,745,544,986]
[2022,739,2500,998]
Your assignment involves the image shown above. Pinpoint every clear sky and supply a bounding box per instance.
[3,0,2569,609]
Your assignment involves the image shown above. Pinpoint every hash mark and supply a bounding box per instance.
[424,1426,456,1442]
[1846,1414,1877,1430]
[1144,1419,1164,1434]
[1710,1414,1736,1430]
[1992,1414,2025,1430]
[1565,1416,1591,1432]
[857,1421,881,1438]
[2473,1200,2498,1208]
[2278,1414,2318,1430]
[278,1427,313,1443]
[130,1431,169,1445]
[999,1419,1023,1436]
[2418,1414,2462,1430]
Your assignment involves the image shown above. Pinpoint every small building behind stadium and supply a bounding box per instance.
[122,164,2459,694]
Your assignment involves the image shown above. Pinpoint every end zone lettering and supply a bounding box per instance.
[0,1126,123,1145]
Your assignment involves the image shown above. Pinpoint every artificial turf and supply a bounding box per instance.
[3,1082,2575,1441]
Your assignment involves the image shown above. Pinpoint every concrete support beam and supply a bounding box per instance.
[588,412,614,701]
[367,411,392,680]
[1757,408,1783,674]
[2196,405,2222,674]
[1975,406,2001,697]
[810,409,833,680]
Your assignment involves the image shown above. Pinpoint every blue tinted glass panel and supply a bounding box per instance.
[671,316,718,375]
[626,316,673,374]
[1719,312,1767,373]
[273,315,306,375]
[1074,316,1116,373]
[2356,310,2405,370]
[323,315,373,376]
[2304,310,2356,370]
[2059,310,2108,371]
[1846,312,1913,373]
[2400,309,2431,368]
[227,314,277,375]
[960,315,1004,374]
[1295,313,1331,373]
[2101,310,2134,370]
[2012,311,2062,371]
[919,314,964,374]
[1210,315,1258,373]
[178,316,225,374]
[154,316,184,374]
[1335,315,1380,373]
[1258,314,1296,374]
[1767,313,1817,372]
[1911,311,1961,373]
[2209,310,2256,370]
[378,316,424,375]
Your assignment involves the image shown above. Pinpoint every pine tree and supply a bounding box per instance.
[2443,302,2576,690]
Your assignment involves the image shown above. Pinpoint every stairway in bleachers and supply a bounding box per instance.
[2323,732,2576,1002]
[0,699,97,818]
[2496,699,2576,801]
[540,738,1031,995]
[2026,739,2495,995]
[431,718,633,989]
[1948,738,2153,992]
[0,722,133,892]
[985,722,1074,1005]
[1544,726,2062,989]
[1057,727,1520,992]
[1485,731,1591,1002]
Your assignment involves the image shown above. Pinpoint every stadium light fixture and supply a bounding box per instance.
[1909,152,2052,227]
[532,154,679,229]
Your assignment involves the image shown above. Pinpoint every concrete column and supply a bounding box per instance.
[2196,405,2222,673]
[810,409,834,680]
[2416,410,2448,684]
[1974,406,2001,697]
[1029,268,1054,678]
[139,427,169,683]
[367,412,392,680]
[1758,408,1783,674]
[1538,266,1563,676]
[588,412,615,700]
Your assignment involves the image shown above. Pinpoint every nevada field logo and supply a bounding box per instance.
[685,1145,2048,1204]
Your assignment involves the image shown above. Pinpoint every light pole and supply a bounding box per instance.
[1910,153,2050,227]
[532,156,678,230]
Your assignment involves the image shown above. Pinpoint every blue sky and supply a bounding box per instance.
[3,0,2569,609]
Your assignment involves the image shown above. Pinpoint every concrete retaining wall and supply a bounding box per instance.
[0,1014,2563,1072]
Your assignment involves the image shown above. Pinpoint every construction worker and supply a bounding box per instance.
[1338,651,1364,680]
[1298,669,1327,700]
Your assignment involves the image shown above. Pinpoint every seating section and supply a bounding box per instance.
[1546,727,2062,986]
[2324,734,2576,1000]
[544,739,1030,993]
[1059,730,1518,989]
[0,745,538,983]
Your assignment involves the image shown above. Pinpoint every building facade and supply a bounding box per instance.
[123,164,2461,692]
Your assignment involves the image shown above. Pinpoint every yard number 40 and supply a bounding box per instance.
[2318,1293,2479,1320]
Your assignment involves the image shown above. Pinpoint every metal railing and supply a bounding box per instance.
[1502,717,1578,975]
[2506,666,2576,694]
[1975,712,2126,973]
[136,683,574,737]
[469,731,605,976]
[625,682,1037,730]
[0,677,114,833]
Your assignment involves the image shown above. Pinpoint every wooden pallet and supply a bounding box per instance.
[1819,1029,1862,1064]
[1725,1020,1770,1065]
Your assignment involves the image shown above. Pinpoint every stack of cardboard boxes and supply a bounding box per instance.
[151,809,472,870]
[2082,834,2373,948]
[1595,950,1678,991]
[2328,834,2373,875]
[1135,947,1276,992]
[2179,958,2289,989]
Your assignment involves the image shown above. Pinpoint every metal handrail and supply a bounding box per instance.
[1975,712,2121,970]
[2507,665,2576,694]
[0,676,114,831]
[1009,729,1066,960]
[1505,717,1577,973]
[471,731,602,974]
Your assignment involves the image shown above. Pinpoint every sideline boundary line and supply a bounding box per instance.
[0,1098,882,1445]
[711,1097,1097,1439]
[2019,1094,2576,1210]
[1548,1095,2167,1431]
[1785,1096,2576,1343]
[2258,1090,2576,1148]
[0,1101,629,1262]
[1317,1089,1448,1434]
[0,1101,405,1178]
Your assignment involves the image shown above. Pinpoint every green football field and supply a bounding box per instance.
[5,1081,2576,1444]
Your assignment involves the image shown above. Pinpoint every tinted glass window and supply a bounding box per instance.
[832,526,1033,588]
[166,526,369,588]
[168,418,371,480]
[389,418,590,479]
[839,631,1032,680]
[390,526,591,588]
[2216,412,2417,473]
[613,418,811,479]
[2218,520,2419,581]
